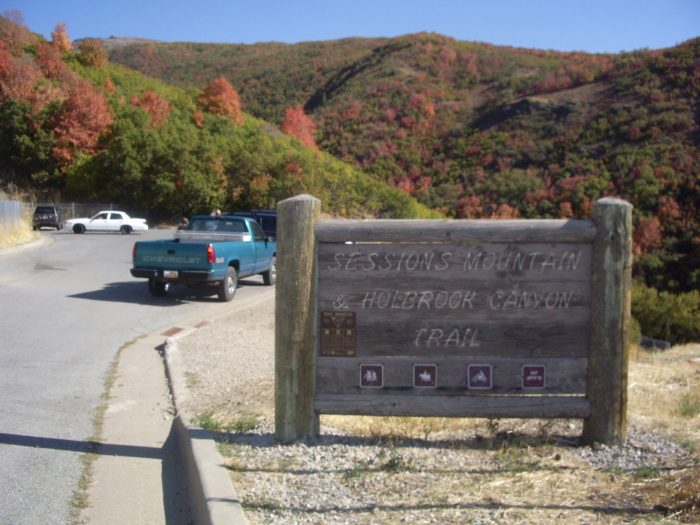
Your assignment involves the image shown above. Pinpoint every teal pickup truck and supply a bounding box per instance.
[131,215,276,301]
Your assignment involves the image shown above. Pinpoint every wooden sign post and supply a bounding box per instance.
[275,195,321,442]
[275,196,632,445]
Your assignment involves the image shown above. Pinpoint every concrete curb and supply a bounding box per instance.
[163,335,249,525]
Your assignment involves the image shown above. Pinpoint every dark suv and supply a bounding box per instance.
[230,209,277,240]
[33,206,62,230]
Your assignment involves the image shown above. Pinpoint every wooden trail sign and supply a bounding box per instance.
[275,195,632,445]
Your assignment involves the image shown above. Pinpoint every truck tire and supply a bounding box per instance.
[149,278,169,297]
[218,266,237,302]
[262,256,276,286]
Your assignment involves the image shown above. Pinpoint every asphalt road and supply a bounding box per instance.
[0,228,270,525]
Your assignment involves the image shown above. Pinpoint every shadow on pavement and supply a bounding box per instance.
[0,431,161,457]
[68,278,265,305]
[0,425,194,525]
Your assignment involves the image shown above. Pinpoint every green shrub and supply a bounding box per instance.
[632,282,700,344]
[629,316,642,347]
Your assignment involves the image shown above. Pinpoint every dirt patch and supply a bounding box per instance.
[177,299,700,523]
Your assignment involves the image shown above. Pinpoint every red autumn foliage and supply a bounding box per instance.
[131,91,171,128]
[0,41,9,72]
[559,201,574,218]
[383,108,397,122]
[192,110,205,128]
[490,203,519,219]
[197,76,243,124]
[0,54,42,103]
[341,102,362,121]
[456,195,484,218]
[36,41,71,80]
[634,216,663,257]
[438,46,457,67]
[51,23,71,52]
[0,40,65,113]
[394,175,416,195]
[31,82,64,114]
[280,105,317,149]
[658,196,681,224]
[52,79,113,164]
[103,77,116,93]
[286,159,304,178]
[0,15,35,54]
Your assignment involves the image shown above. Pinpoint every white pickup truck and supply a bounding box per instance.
[66,211,148,234]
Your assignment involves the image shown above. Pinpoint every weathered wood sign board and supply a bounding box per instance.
[315,221,594,418]
[275,195,632,445]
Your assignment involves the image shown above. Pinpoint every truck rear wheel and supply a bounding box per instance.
[218,267,237,302]
[262,256,276,285]
[149,278,169,297]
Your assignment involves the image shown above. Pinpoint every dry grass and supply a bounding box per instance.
[0,220,38,249]
[317,346,700,522]
[629,344,700,454]
[202,336,700,523]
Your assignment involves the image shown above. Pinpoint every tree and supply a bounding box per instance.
[36,41,70,80]
[0,53,42,104]
[77,38,108,68]
[51,23,71,52]
[0,41,9,73]
[131,91,170,127]
[0,13,35,54]
[52,79,113,164]
[280,105,317,149]
[197,76,242,124]
[633,216,662,257]
[0,97,57,186]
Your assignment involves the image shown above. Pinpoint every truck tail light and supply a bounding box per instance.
[132,243,137,263]
[207,244,216,264]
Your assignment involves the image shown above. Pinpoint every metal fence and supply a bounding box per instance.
[640,336,672,351]
[19,202,124,222]
[0,200,22,233]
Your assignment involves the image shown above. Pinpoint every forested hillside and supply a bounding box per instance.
[0,17,439,223]
[108,33,700,293]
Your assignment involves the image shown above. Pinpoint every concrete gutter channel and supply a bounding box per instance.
[163,329,249,525]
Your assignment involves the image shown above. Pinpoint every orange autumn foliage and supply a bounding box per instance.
[280,105,317,149]
[51,23,71,52]
[197,76,243,124]
[52,79,113,164]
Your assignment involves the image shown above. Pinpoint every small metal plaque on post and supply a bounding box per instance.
[320,311,357,356]
[468,364,493,390]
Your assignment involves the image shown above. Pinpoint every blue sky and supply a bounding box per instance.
[5,0,699,53]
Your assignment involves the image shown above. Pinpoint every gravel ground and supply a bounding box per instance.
[177,295,698,524]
